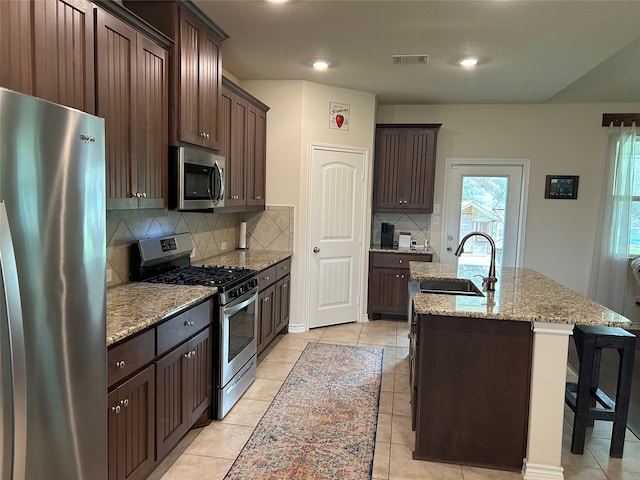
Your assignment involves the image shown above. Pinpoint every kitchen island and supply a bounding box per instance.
[409,262,630,480]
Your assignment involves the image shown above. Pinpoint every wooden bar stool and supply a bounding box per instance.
[565,325,636,458]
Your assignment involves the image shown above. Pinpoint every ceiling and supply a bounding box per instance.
[193,0,640,105]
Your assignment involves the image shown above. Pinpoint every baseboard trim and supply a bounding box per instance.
[522,460,564,479]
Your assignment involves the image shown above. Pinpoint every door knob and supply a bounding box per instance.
[313,247,320,253]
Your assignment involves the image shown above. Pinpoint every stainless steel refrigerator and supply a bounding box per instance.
[0,88,107,479]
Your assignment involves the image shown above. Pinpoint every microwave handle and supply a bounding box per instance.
[213,162,224,201]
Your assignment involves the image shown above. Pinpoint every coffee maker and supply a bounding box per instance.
[380,222,394,248]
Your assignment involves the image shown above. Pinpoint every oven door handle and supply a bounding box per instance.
[225,290,257,316]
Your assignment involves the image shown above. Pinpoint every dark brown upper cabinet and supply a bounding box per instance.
[95,6,169,209]
[123,1,228,151]
[220,78,269,211]
[373,124,441,213]
[1,0,95,113]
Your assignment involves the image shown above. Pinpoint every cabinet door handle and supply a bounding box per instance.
[395,274,399,278]
[399,259,403,264]
[111,405,121,414]
[116,360,126,369]
[281,266,288,271]
[184,320,195,327]
[120,398,129,408]
[142,192,147,198]
[263,276,269,280]
[184,351,192,359]
[191,350,196,358]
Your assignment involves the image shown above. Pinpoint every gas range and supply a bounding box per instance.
[130,233,259,419]
[130,233,258,304]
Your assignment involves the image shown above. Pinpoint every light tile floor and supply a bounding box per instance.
[149,320,640,480]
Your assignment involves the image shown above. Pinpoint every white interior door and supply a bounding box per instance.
[442,159,529,268]
[308,145,366,328]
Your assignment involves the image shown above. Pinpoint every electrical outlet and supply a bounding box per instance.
[432,215,440,225]
[221,241,227,250]
[106,269,112,282]
[433,203,440,214]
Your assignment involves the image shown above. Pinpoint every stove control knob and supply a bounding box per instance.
[229,290,238,299]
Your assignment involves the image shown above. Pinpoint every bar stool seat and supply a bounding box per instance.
[565,325,636,458]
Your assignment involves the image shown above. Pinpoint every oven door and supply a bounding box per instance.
[219,288,257,388]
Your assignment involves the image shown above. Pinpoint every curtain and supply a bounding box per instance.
[589,121,637,314]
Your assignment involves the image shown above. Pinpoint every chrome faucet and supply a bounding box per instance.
[454,231,498,291]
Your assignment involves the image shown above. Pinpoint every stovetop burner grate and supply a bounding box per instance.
[144,265,255,289]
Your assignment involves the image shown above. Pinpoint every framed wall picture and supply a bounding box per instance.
[329,102,350,130]
[545,175,579,199]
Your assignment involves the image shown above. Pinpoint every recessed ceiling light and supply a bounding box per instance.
[313,60,329,70]
[460,58,478,67]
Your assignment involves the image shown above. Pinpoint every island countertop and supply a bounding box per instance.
[410,262,630,327]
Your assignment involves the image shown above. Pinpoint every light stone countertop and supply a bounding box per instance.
[410,262,631,327]
[106,283,217,346]
[106,250,292,346]
[200,249,292,271]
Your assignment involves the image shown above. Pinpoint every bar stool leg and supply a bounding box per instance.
[610,338,635,458]
[571,334,596,455]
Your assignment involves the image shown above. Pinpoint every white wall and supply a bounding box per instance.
[378,103,640,295]
[242,80,377,330]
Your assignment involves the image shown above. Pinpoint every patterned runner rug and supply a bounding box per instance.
[225,342,384,480]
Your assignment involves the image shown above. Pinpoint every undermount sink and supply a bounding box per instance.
[420,279,484,297]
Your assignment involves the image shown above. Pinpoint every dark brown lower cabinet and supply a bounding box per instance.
[257,257,292,354]
[368,251,432,320]
[275,276,290,334]
[108,365,155,480]
[412,314,532,471]
[257,284,276,354]
[156,328,211,459]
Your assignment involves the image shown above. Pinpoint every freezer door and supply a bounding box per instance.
[0,87,107,479]
[0,202,27,480]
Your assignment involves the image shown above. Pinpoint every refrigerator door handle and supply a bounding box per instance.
[0,201,27,480]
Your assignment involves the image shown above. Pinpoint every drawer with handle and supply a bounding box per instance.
[275,257,292,281]
[371,252,432,268]
[258,265,277,290]
[108,328,155,388]
[156,300,212,356]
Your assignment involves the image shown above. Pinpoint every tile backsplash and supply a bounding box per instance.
[107,205,294,287]
[371,212,431,248]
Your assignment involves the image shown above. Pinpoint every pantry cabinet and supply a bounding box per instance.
[124,1,227,151]
[373,125,441,213]
[368,251,432,320]
[220,78,269,210]
[95,7,169,209]
[0,0,95,113]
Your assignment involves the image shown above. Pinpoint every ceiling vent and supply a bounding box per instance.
[393,54,429,65]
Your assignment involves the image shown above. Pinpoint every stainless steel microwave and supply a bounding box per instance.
[169,146,224,210]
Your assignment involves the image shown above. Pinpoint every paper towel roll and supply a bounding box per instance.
[238,221,247,249]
